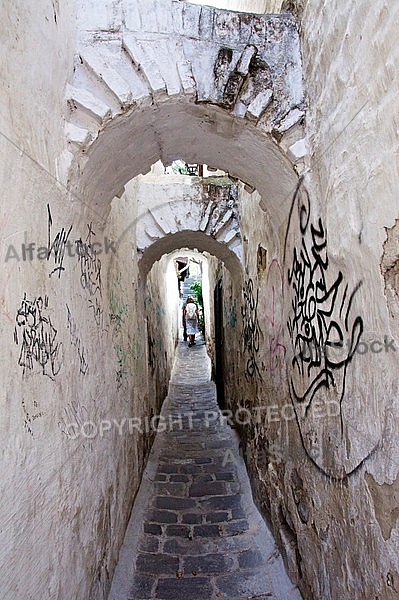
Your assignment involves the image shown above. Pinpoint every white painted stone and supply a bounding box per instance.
[182,2,202,39]
[65,122,93,146]
[174,42,196,94]
[79,46,134,104]
[123,0,142,31]
[66,84,112,122]
[122,35,166,93]
[276,107,304,132]
[216,224,240,244]
[236,45,257,76]
[198,4,215,41]
[188,0,282,12]
[156,38,183,96]
[233,99,248,117]
[247,88,273,119]
[287,137,307,161]
[211,207,234,236]
[76,0,122,32]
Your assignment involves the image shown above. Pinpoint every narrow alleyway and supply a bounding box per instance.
[109,340,302,600]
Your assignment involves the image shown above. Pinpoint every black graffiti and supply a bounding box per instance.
[88,297,103,328]
[77,241,102,296]
[76,223,103,327]
[47,204,73,278]
[66,304,89,375]
[286,181,364,419]
[21,397,45,436]
[14,294,63,379]
[241,278,262,380]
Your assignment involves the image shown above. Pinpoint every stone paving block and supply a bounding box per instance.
[206,510,231,524]
[183,553,230,575]
[192,474,214,483]
[155,482,186,496]
[156,576,213,599]
[154,496,196,510]
[231,507,246,520]
[163,538,211,556]
[220,519,249,536]
[193,456,213,464]
[157,464,180,474]
[181,513,202,524]
[136,552,179,574]
[201,494,242,511]
[215,570,274,598]
[165,524,191,537]
[214,471,236,481]
[147,509,178,524]
[144,523,162,536]
[189,481,227,497]
[193,524,222,538]
[169,474,190,482]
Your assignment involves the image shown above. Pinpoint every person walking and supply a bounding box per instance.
[183,296,199,347]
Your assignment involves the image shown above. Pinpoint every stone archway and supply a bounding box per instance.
[63,0,306,226]
[139,229,243,282]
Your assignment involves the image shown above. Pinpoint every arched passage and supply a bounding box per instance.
[69,101,299,226]
[65,2,305,223]
[139,229,243,284]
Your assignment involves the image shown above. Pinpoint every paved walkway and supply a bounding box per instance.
[109,339,302,600]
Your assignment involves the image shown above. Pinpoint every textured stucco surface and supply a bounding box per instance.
[208,2,399,599]
[1,1,398,599]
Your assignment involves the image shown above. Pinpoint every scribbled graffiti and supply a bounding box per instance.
[109,273,128,333]
[14,294,63,378]
[66,304,89,375]
[241,278,262,380]
[76,223,103,327]
[284,179,365,477]
[76,229,102,297]
[264,258,286,373]
[114,343,133,389]
[109,273,130,387]
[286,182,363,415]
[47,204,73,278]
[21,397,45,436]
[88,297,104,328]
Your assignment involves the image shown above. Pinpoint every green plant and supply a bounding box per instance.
[171,159,189,175]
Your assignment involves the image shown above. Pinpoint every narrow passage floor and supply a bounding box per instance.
[109,340,302,600]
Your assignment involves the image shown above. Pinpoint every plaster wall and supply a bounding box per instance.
[2,1,399,598]
[213,3,399,598]
[0,6,175,598]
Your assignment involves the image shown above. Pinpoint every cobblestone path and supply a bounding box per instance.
[109,340,302,600]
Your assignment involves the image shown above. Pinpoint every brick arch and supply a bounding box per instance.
[64,1,306,225]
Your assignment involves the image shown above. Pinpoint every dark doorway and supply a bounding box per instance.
[214,280,225,409]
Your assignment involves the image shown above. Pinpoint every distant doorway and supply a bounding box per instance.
[214,280,225,409]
